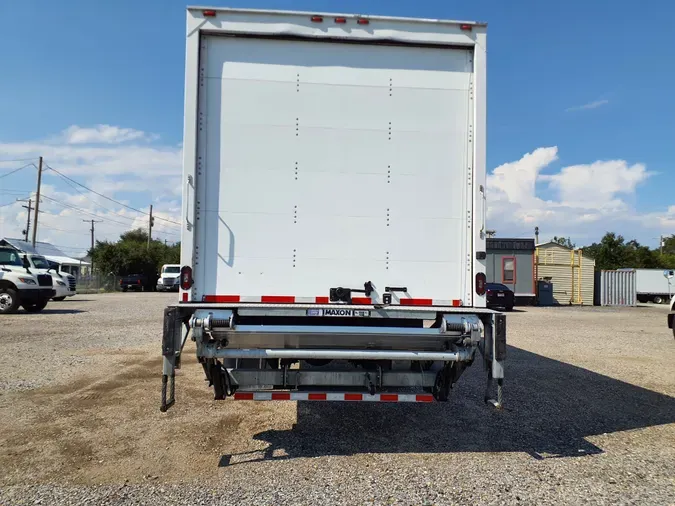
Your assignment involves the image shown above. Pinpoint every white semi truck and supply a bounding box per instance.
[0,247,55,314]
[161,7,505,411]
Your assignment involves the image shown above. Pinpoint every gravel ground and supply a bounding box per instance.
[0,294,673,505]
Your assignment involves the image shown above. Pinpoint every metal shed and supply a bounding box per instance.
[486,238,536,304]
[535,242,596,306]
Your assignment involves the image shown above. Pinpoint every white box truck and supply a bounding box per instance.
[161,7,505,410]
[635,268,674,304]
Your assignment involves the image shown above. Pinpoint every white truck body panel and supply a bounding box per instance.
[635,268,674,296]
[181,7,487,307]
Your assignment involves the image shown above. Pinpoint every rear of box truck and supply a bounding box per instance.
[160,7,504,411]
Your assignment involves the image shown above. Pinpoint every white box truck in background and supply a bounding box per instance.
[161,7,505,411]
[635,268,675,304]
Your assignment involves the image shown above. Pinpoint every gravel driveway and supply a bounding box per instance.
[0,294,673,505]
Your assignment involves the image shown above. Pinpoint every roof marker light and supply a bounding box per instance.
[460,24,472,31]
[202,10,216,17]
[357,18,370,25]
[311,16,323,23]
[334,17,347,24]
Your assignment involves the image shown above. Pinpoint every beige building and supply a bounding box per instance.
[535,242,596,306]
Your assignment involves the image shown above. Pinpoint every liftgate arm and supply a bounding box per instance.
[161,307,188,412]
[483,312,506,408]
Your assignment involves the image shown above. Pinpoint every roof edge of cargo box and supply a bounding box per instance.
[187,6,487,27]
[202,32,475,51]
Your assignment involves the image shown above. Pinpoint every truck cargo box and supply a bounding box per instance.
[160,7,503,411]
[180,7,487,308]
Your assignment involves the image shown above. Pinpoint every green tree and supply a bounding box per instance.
[584,232,672,270]
[583,232,628,270]
[624,239,659,269]
[551,236,575,249]
[90,228,180,278]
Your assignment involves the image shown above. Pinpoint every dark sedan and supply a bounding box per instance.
[486,283,515,311]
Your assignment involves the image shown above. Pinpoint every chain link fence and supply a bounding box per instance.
[75,274,121,294]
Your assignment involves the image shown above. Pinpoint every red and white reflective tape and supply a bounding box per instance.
[232,391,435,402]
[202,295,461,307]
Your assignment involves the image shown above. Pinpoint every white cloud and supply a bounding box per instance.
[486,147,666,245]
[565,99,609,112]
[0,126,182,255]
[63,124,157,144]
[545,160,649,210]
[488,146,557,205]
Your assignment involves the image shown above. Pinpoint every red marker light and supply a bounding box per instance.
[311,15,323,23]
[180,266,194,291]
[334,17,347,24]
[460,24,472,31]
[357,18,370,25]
[202,10,217,17]
[476,273,487,296]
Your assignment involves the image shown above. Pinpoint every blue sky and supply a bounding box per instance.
[0,0,673,254]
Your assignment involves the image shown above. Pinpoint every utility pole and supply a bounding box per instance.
[83,219,103,252]
[147,204,154,250]
[660,235,665,255]
[18,198,33,242]
[31,156,43,247]
[535,226,540,245]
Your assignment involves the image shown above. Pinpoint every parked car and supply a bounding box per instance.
[486,283,515,311]
[120,274,155,292]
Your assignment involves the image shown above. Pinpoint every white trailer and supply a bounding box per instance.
[635,268,675,304]
[161,6,505,410]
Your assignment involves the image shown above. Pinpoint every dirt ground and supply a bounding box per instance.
[0,294,673,505]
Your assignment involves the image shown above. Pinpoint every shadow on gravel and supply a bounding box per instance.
[220,346,675,465]
[25,309,88,315]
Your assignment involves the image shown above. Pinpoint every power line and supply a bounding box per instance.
[46,167,140,224]
[0,200,24,209]
[43,163,181,227]
[0,157,38,164]
[0,189,33,195]
[0,163,36,180]
[40,226,87,235]
[39,193,180,237]
[41,194,135,228]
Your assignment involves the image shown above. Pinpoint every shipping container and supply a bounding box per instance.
[597,270,636,306]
